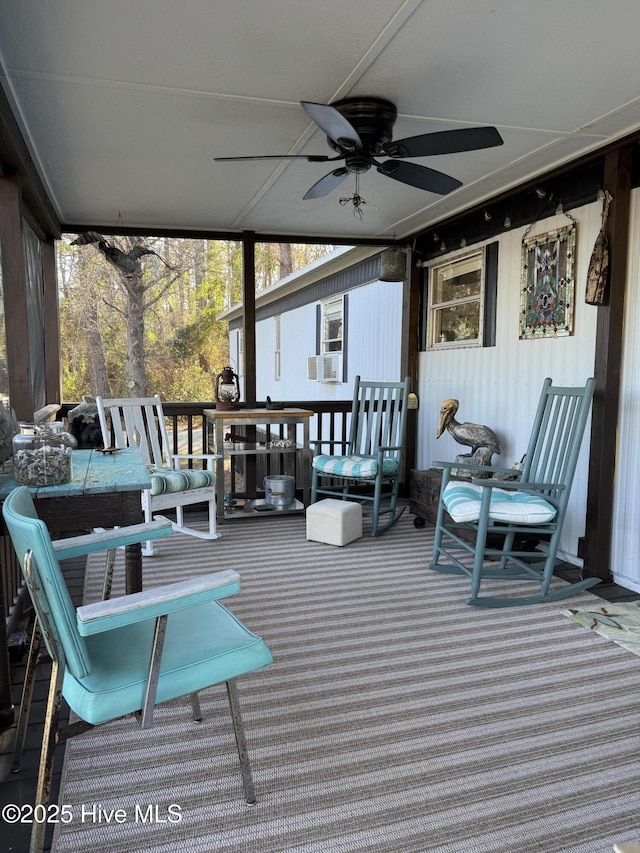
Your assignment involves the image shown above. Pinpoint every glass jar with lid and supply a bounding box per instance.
[12,422,78,487]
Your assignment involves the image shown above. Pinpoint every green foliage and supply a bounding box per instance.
[58,237,335,402]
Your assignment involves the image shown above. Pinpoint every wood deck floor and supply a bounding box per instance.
[1,517,638,853]
[0,555,85,853]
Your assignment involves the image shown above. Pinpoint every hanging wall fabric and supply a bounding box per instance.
[585,190,613,306]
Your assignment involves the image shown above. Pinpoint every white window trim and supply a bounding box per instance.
[427,247,485,350]
[321,295,344,355]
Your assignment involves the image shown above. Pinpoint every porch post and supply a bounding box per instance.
[400,258,420,491]
[241,230,257,406]
[0,174,33,420]
[42,239,62,406]
[582,145,633,579]
[241,231,257,500]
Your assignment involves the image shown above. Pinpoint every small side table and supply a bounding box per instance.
[203,408,314,523]
[409,468,444,528]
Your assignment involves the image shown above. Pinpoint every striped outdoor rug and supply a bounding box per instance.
[52,514,640,853]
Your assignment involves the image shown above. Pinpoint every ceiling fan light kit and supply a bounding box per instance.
[215,96,504,204]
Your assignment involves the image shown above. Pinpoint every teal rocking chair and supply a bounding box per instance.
[428,377,599,606]
[4,486,272,853]
[310,376,410,535]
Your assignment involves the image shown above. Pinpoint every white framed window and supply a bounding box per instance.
[274,315,281,381]
[308,294,346,383]
[321,295,343,354]
[428,250,484,349]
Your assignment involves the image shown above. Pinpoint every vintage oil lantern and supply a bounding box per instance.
[214,366,241,411]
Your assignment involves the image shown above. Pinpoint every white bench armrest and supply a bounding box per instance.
[77,569,241,635]
[52,519,172,561]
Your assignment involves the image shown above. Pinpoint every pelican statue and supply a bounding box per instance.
[436,398,501,474]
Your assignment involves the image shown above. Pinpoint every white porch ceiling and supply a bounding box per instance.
[1,0,639,241]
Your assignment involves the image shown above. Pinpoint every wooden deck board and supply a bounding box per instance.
[0,554,83,853]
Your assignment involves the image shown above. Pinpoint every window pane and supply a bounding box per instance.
[433,253,482,304]
[434,301,480,342]
[324,316,342,342]
[322,296,343,353]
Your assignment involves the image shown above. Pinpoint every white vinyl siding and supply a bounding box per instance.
[254,279,403,402]
[274,315,281,381]
[417,202,601,563]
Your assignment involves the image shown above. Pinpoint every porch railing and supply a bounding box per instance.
[157,400,354,458]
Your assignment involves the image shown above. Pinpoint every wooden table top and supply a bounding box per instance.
[0,447,151,500]
[203,407,314,421]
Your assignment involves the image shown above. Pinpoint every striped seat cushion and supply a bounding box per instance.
[442,481,556,524]
[312,454,398,479]
[149,467,215,496]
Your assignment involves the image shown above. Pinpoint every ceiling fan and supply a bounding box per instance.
[214,97,503,200]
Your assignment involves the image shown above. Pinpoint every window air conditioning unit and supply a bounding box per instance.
[307,354,342,383]
[307,355,319,381]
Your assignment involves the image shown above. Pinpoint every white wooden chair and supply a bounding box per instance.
[96,395,220,554]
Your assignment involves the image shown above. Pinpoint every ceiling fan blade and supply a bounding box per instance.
[301,101,362,150]
[214,154,335,162]
[303,168,350,200]
[377,160,462,195]
[385,126,503,158]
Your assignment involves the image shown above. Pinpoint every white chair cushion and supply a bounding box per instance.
[312,454,398,479]
[442,481,557,524]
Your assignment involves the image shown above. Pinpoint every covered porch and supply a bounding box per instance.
[2,1,640,850]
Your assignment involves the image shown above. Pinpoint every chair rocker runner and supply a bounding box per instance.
[310,376,410,536]
[4,486,272,853]
[97,394,220,554]
[428,377,599,606]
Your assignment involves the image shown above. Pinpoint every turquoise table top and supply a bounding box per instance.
[0,448,151,501]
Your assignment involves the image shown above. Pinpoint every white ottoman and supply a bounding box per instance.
[306,498,363,546]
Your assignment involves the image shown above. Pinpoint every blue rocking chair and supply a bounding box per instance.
[428,377,599,606]
[310,376,410,535]
[4,486,272,853]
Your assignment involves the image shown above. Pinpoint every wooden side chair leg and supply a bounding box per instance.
[190,692,202,722]
[11,619,41,773]
[101,548,117,601]
[30,658,64,853]
[371,481,382,536]
[225,679,256,805]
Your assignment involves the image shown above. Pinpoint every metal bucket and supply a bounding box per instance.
[263,474,296,507]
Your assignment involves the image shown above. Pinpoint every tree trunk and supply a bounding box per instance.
[279,243,293,279]
[85,299,110,396]
[125,270,147,396]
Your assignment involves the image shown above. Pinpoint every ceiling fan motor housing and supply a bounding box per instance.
[328,97,398,155]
